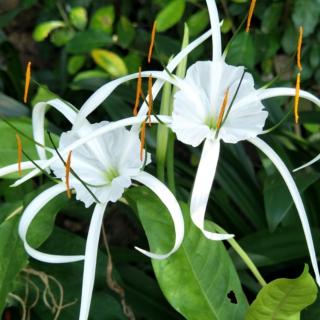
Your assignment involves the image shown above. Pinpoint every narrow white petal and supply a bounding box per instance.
[33,99,78,161]
[11,116,172,187]
[74,72,180,129]
[18,184,84,263]
[249,137,320,286]
[190,138,234,240]
[258,88,320,107]
[206,0,222,59]
[0,161,43,178]
[79,203,107,320]
[133,171,184,259]
[137,29,212,117]
[294,154,320,172]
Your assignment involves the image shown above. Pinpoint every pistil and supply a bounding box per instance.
[245,0,256,33]
[23,61,31,103]
[148,21,157,64]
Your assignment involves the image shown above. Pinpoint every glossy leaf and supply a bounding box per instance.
[186,9,209,37]
[91,49,127,77]
[246,266,318,320]
[117,16,135,49]
[90,6,115,34]
[67,55,86,75]
[0,93,29,117]
[70,6,87,30]
[33,21,65,42]
[127,187,248,320]
[50,28,75,47]
[156,0,186,32]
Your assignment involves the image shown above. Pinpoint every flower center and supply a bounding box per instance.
[104,166,119,183]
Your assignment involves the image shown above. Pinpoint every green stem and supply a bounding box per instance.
[166,131,176,195]
[214,224,267,287]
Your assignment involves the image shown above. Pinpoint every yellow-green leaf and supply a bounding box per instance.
[69,6,87,30]
[33,21,65,42]
[90,6,115,34]
[91,49,127,77]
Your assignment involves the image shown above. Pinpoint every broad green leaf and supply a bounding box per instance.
[50,28,75,47]
[0,210,28,315]
[186,9,209,37]
[156,0,186,32]
[33,21,65,42]
[69,6,87,30]
[31,85,58,106]
[261,3,283,33]
[117,16,135,49]
[281,22,297,54]
[124,53,142,74]
[226,31,255,69]
[246,266,318,320]
[91,49,127,77]
[127,187,248,320]
[0,93,29,117]
[264,172,320,231]
[66,30,112,54]
[67,55,86,75]
[90,5,115,34]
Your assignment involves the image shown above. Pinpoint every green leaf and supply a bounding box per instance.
[116,16,135,49]
[69,6,87,30]
[261,3,283,33]
[32,21,65,42]
[0,209,28,314]
[292,0,320,36]
[90,5,115,34]
[91,49,127,77]
[156,0,186,32]
[0,93,29,117]
[226,31,255,69]
[66,30,112,54]
[127,187,248,320]
[31,85,58,106]
[186,9,209,37]
[246,266,318,320]
[50,28,75,47]
[67,55,86,75]
[264,172,320,231]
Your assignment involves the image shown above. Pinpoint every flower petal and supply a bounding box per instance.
[133,171,184,259]
[190,138,234,240]
[258,88,320,107]
[294,154,320,172]
[249,137,320,286]
[18,183,85,263]
[0,161,43,177]
[79,203,107,320]
[33,99,78,161]
[11,116,172,187]
[206,0,221,59]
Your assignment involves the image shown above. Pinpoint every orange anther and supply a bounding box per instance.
[140,120,146,161]
[66,151,72,199]
[245,0,256,33]
[148,21,157,64]
[23,61,31,103]
[133,67,142,116]
[147,75,153,126]
[16,133,22,176]
[294,72,301,124]
[297,26,303,71]
[216,88,230,129]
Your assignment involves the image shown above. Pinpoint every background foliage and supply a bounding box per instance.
[0,0,320,319]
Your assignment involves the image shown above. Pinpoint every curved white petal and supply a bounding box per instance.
[33,99,78,161]
[206,0,221,59]
[190,138,234,240]
[74,72,180,129]
[79,203,107,320]
[133,171,184,259]
[18,183,85,263]
[0,161,44,178]
[258,88,320,107]
[294,154,320,172]
[249,137,320,286]
[11,116,172,188]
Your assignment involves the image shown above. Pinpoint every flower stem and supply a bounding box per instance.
[214,224,267,287]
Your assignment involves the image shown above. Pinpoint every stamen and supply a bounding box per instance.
[147,75,153,126]
[133,66,142,116]
[216,88,230,129]
[16,133,22,176]
[65,151,72,199]
[23,61,32,103]
[297,26,303,71]
[294,72,301,124]
[148,21,157,64]
[140,120,146,161]
[245,0,256,33]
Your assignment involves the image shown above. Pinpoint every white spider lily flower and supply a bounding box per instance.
[1,98,184,320]
[168,0,320,284]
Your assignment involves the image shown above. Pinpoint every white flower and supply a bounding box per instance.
[0,98,184,320]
